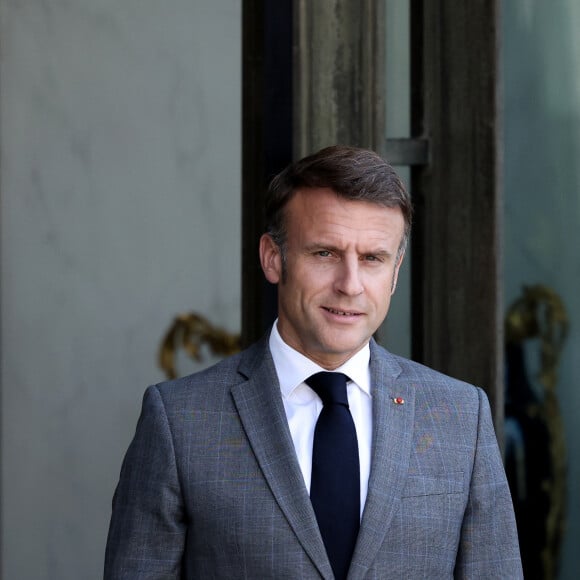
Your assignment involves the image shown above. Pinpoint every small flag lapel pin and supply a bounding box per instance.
[392,397,405,405]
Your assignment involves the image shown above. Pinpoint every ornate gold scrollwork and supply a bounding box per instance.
[158,312,241,380]
[505,284,568,580]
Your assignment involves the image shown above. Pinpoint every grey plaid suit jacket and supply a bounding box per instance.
[105,336,522,579]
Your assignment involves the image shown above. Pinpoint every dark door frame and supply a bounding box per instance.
[410,0,502,428]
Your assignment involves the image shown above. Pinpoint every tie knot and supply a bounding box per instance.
[305,372,349,407]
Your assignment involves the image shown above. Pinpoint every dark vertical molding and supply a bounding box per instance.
[241,0,293,347]
[294,0,385,156]
[241,0,265,348]
[410,0,426,364]
[411,0,503,429]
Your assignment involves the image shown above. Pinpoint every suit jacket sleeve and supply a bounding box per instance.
[104,385,186,579]
[454,387,523,579]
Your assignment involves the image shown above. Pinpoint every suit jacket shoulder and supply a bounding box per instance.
[370,339,479,389]
[153,334,274,410]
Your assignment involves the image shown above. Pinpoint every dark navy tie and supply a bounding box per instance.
[306,372,360,580]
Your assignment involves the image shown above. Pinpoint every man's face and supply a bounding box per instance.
[260,187,406,369]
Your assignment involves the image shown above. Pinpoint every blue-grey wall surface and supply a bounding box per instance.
[503,2,580,577]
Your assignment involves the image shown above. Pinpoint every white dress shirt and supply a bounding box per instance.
[269,321,373,517]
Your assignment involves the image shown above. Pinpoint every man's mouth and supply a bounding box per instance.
[323,307,362,317]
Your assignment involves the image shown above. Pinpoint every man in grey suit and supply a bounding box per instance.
[105,146,523,579]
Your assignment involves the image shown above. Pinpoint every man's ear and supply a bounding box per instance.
[390,250,405,295]
[259,234,282,284]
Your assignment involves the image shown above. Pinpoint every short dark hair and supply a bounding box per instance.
[265,145,413,260]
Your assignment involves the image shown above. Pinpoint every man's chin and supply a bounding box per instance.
[317,337,369,360]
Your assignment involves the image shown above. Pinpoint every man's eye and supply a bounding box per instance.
[364,255,382,262]
[317,250,332,257]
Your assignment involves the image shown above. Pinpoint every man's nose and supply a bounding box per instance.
[334,259,364,296]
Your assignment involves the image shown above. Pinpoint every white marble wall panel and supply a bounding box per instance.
[0,1,241,578]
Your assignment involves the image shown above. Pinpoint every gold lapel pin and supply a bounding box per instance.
[392,397,405,405]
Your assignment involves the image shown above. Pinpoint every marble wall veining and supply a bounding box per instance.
[0,1,241,578]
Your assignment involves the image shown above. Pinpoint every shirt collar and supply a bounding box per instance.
[269,320,372,399]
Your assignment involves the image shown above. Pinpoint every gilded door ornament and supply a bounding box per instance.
[504,285,568,580]
[158,313,240,380]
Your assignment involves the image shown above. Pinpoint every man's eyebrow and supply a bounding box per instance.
[304,242,341,251]
[364,249,391,255]
[304,243,394,256]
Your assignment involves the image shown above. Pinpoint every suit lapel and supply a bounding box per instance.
[230,339,333,580]
[349,342,416,579]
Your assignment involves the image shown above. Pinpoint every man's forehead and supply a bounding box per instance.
[287,187,401,215]
[286,190,402,225]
